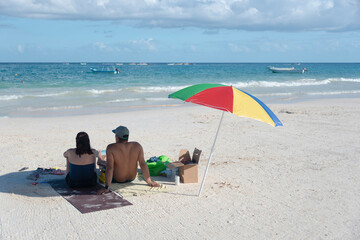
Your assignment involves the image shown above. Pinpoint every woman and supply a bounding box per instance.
[64,132,100,188]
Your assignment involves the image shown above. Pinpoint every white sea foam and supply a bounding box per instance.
[224,79,327,88]
[307,90,360,95]
[257,92,293,97]
[107,97,169,103]
[257,90,360,97]
[336,78,360,83]
[87,89,118,95]
[0,91,69,101]
[224,77,360,88]
[131,85,189,93]
[0,95,23,101]
[145,97,170,101]
[107,98,141,103]
[36,91,70,97]
[21,105,83,112]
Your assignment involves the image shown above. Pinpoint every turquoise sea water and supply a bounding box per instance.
[0,62,360,117]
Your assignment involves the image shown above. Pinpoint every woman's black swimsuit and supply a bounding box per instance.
[66,163,97,188]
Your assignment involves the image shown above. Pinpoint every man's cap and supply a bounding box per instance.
[112,126,129,140]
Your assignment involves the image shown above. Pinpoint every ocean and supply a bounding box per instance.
[0,62,359,118]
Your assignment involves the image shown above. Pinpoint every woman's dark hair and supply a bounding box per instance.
[75,132,93,157]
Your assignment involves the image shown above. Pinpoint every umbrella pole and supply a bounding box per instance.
[198,111,225,197]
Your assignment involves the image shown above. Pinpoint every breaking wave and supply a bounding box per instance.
[20,105,83,112]
[307,90,360,95]
[0,95,23,101]
[224,77,360,88]
[87,89,119,94]
[131,85,190,93]
[0,91,70,101]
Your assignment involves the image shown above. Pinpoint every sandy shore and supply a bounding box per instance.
[0,98,359,239]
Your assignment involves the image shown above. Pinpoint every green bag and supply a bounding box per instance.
[146,155,171,176]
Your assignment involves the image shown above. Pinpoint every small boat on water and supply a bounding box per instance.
[90,66,120,74]
[268,66,307,73]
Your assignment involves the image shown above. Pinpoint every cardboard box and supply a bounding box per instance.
[166,161,184,170]
[179,149,191,164]
[166,148,202,183]
[178,148,202,183]
[192,148,202,164]
[179,164,198,183]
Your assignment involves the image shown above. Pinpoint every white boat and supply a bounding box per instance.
[268,66,307,73]
[80,62,87,65]
[90,66,120,74]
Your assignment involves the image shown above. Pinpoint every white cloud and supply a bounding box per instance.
[93,41,106,50]
[0,0,359,31]
[203,29,219,35]
[127,38,156,51]
[228,43,250,52]
[17,44,23,53]
[259,41,302,52]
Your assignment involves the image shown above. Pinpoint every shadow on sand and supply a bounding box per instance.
[0,169,196,198]
[0,170,65,198]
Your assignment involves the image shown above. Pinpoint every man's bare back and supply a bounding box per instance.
[107,141,142,182]
[97,125,160,195]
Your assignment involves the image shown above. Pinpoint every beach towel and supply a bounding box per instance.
[49,179,132,214]
[111,173,173,198]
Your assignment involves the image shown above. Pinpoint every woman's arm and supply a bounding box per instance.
[97,150,107,167]
[66,158,70,174]
[64,150,70,174]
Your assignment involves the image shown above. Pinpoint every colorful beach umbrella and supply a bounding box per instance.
[168,83,283,196]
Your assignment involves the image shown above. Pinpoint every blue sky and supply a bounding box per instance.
[0,0,359,62]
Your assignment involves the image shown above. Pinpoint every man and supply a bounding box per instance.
[97,126,160,194]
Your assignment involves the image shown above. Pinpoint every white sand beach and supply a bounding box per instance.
[0,98,359,239]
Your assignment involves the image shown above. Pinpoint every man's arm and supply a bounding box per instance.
[97,146,114,194]
[137,144,160,188]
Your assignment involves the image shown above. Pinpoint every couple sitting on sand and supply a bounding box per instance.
[63,125,160,194]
